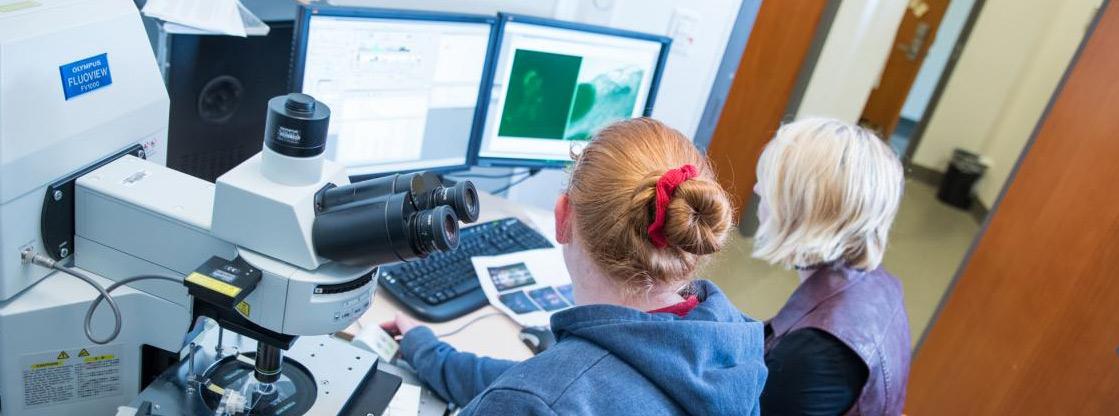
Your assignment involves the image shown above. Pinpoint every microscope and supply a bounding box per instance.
[118,92,477,415]
[125,92,477,415]
[0,1,479,414]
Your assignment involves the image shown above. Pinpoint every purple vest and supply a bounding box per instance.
[764,266,911,416]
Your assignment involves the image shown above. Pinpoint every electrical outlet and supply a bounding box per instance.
[667,7,700,56]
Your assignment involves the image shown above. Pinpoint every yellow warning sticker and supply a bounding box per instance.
[31,361,62,369]
[22,344,122,409]
[186,272,242,297]
[0,1,42,14]
[236,301,251,317]
[84,354,116,363]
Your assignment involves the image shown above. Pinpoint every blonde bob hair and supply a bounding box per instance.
[752,117,904,270]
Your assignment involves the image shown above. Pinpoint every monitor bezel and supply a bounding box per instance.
[473,13,673,170]
[290,5,500,181]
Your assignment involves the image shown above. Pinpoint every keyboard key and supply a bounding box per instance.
[451,278,480,295]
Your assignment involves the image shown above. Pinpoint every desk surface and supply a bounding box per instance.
[342,192,555,362]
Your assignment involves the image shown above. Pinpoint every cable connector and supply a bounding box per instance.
[21,248,57,269]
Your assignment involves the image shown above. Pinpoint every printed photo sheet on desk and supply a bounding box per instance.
[473,248,574,328]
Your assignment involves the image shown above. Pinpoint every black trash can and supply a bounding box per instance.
[937,149,986,210]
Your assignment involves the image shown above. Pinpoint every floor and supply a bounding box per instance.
[700,179,982,346]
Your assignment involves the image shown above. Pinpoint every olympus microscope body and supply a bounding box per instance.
[0,1,474,414]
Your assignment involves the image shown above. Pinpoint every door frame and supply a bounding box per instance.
[694,0,764,151]
[783,0,843,122]
[901,0,988,166]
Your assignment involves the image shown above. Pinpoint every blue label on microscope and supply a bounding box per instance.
[59,53,113,100]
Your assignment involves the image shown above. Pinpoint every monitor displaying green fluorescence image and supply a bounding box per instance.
[498,50,581,139]
[477,18,667,166]
[498,48,645,141]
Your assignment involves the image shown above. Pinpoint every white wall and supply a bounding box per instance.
[910,0,1055,172]
[910,0,1100,206]
[898,0,976,121]
[794,0,909,123]
[972,0,1100,205]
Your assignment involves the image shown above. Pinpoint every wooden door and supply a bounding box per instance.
[706,0,833,211]
[907,2,1118,414]
[859,0,951,138]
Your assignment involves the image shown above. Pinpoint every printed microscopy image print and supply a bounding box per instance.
[487,262,537,291]
[528,287,570,311]
[556,284,576,305]
[500,291,541,314]
[498,49,582,139]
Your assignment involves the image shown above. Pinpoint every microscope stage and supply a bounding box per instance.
[200,354,317,415]
[131,329,377,415]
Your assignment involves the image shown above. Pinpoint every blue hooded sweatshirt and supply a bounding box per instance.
[399,280,768,415]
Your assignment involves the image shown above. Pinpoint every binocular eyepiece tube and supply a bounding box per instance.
[311,172,480,266]
[315,172,480,223]
[258,93,481,267]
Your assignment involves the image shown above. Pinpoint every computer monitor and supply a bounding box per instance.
[291,6,497,178]
[474,14,671,168]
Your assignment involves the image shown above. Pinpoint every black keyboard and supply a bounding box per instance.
[378,217,554,322]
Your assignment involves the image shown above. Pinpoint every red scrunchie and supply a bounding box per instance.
[647,164,698,248]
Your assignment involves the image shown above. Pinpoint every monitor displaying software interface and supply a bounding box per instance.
[476,20,666,166]
[298,14,492,176]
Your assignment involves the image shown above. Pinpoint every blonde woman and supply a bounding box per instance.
[754,118,910,415]
[383,118,768,415]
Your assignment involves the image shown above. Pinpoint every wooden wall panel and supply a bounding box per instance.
[907,2,1119,414]
[706,0,830,210]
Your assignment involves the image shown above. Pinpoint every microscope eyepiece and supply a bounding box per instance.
[433,181,480,224]
[415,205,460,253]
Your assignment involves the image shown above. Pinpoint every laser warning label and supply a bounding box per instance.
[21,344,122,409]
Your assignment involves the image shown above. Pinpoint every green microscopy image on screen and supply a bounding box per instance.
[498,49,582,139]
[499,49,646,141]
[564,62,644,141]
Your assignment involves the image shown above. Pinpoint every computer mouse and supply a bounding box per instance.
[518,326,556,354]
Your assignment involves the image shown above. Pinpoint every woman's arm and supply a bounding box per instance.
[399,326,520,407]
[760,328,868,416]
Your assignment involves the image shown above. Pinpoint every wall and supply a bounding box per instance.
[794,0,908,123]
[973,0,1101,204]
[910,0,1100,206]
[898,0,977,121]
